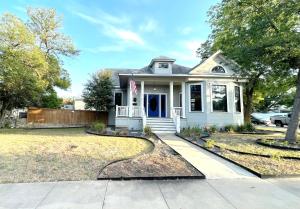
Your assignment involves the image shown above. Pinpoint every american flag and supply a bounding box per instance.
[130,79,137,95]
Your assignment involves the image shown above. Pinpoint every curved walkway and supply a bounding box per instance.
[157,134,256,179]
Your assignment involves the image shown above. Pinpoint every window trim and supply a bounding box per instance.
[210,84,228,113]
[234,86,242,113]
[211,65,226,74]
[188,83,204,113]
[114,91,123,106]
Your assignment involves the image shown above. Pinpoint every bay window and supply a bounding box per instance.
[212,85,227,112]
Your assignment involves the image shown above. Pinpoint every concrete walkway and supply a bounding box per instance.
[1,178,300,209]
[157,134,256,179]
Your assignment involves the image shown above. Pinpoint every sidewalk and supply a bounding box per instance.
[0,179,300,209]
[157,134,256,179]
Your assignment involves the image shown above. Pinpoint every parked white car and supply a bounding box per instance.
[270,113,291,127]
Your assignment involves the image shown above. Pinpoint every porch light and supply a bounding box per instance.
[153,88,157,91]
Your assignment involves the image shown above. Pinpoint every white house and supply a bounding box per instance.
[107,51,246,133]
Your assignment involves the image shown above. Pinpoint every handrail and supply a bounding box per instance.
[142,106,147,129]
[171,108,180,133]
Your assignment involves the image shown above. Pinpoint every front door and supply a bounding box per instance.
[144,94,167,117]
[148,94,159,117]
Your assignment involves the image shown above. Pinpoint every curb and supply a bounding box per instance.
[176,134,300,179]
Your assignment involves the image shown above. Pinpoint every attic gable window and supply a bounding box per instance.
[158,63,169,69]
[211,66,225,73]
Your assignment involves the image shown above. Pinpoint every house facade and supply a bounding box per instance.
[108,51,245,133]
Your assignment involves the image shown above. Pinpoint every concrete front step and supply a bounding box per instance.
[146,117,176,133]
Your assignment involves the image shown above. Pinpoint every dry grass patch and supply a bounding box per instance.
[0,128,152,183]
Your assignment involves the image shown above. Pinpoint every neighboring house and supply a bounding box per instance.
[74,98,86,110]
[107,51,246,133]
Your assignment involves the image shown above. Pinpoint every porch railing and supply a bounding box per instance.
[116,105,142,117]
[116,105,129,117]
[173,107,182,117]
[171,108,180,133]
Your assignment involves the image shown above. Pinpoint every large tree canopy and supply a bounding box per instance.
[207,0,300,142]
[82,71,113,112]
[0,8,78,126]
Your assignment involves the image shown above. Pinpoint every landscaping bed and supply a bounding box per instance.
[0,128,153,183]
[178,131,300,177]
[95,134,204,180]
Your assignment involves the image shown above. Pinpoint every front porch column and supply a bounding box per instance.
[128,79,133,117]
[140,81,144,116]
[169,81,173,118]
[181,81,186,118]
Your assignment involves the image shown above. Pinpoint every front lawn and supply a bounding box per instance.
[209,133,300,176]
[0,128,152,183]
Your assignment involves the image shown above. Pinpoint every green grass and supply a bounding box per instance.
[0,128,153,183]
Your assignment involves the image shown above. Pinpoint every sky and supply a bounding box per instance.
[0,0,219,98]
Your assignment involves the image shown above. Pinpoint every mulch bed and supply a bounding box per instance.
[97,135,204,180]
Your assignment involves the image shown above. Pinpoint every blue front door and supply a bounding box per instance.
[148,94,159,117]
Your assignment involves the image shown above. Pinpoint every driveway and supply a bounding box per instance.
[0,178,300,209]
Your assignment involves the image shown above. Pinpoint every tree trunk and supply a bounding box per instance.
[244,85,254,123]
[285,69,300,143]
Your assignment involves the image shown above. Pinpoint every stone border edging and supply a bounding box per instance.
[86,130,205,180]
[256,139,300,151]
[176,133,300,179]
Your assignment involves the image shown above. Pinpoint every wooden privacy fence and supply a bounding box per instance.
[27,107,108,127]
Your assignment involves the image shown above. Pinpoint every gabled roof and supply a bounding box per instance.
[109,63,191,86]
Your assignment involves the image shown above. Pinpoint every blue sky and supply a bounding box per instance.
[1,0,219,98]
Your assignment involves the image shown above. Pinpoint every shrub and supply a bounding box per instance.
[206,125,217,134]
[115,129,129,136]
[224,124,235,133]
[204,139,215,149]
[234,123,255,133]
[144,126,152,136]
[91,121,106,133]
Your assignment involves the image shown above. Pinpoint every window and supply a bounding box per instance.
[190,84,202,111]
[114,92,122,106]
[212,85,227,112]
[179,93,182,107]
[158,63,169,68]
[211,66,225,73]
[235,86,241,112]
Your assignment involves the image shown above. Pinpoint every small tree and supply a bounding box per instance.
[82,70,113,111]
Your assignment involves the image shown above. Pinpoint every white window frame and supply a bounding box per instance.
[211,65,226,74]
[114,91,123,106]
[210,84,229,113]
[188,83,204,113]
[234,86,242,113]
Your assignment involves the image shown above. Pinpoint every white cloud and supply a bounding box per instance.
[139,19,158,32]
[85,45,126,53]
[180,26,193,35]
[168,39,203,64]
[184,40,203,56]
[72,11,145,46]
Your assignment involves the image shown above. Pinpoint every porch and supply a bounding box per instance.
[115,79,187,133]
